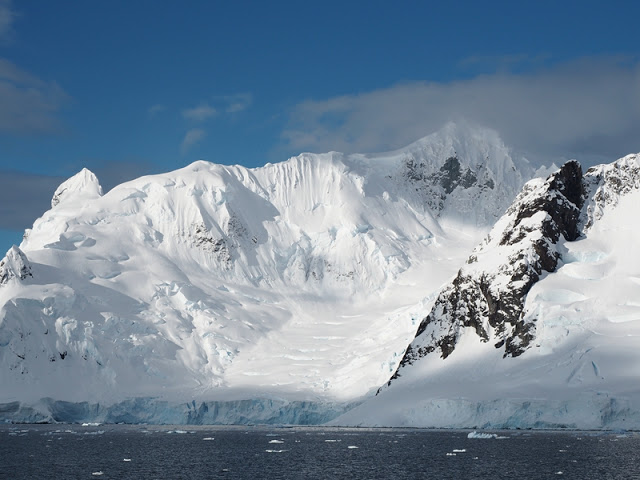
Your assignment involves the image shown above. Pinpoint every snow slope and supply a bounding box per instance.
[337,154,640,430]
[0,123,528,423]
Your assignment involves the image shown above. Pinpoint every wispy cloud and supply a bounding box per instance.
[148,104,166,117]
[181,93,252,122]
[281,57,640,167]
[181,128,206,155]
[177,93,252,153]
[182,103,216,122]
[223,93,252,113]
[0,0,16,43]
[0,57,70,134]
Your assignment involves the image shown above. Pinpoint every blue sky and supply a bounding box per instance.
[1,0,639,253]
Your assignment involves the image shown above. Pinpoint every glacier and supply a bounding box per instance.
[0,397,353,425]
[3,121,639,429]
[0,123,530,424]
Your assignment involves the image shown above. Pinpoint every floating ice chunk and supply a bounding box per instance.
[325,439,340,442]
[268,440,284,444]
[347,445,358,449]
[467,431,497,439]
[91,472,104,476]
[446,453,456,456]
[265,449,288,453]
[82,423,101,427]
[453,449,466,453]
[203,437,215,441]
[123,459,131,462]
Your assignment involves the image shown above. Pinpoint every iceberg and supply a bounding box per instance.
[467,431,498,439]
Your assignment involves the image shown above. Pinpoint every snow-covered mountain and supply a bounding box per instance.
[0,123,530,423]
[337,153,640,430]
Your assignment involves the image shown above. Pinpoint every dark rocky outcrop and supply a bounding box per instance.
[385,161,586,388]
[402,156,492,215]
[191,222,232,266]
[436,156,478,194]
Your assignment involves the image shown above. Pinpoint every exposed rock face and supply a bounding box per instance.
[0,246,33,285]
[436,156,479,194]
[387,161,586,385]
[191,222,233,267]
[401,155,500,216]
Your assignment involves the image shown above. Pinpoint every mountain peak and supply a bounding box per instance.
[375,123,528,227]
[51,168,103,208]
[0,245,33,285]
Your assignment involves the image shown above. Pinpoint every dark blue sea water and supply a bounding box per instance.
[1,424,639,479]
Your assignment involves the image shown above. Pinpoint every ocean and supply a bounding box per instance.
[1,424,638,479]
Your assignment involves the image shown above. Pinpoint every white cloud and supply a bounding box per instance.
[223,93,252,113]
[0,57,69,134]
[180,93,251,128]
[181,128,206,155]
[182,103,216,122]
[281,57,640,167]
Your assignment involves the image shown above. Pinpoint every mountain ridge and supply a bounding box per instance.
[7,125,635,428]
[1,124,530,423]
[339,152,640,429]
